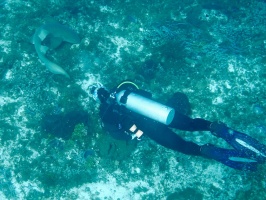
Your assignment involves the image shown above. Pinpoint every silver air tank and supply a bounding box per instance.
[116,90,175,125]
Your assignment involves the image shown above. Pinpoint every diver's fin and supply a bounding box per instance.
[210,122,266,163]
[201,144,258,171]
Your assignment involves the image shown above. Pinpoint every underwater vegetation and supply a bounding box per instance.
[140,59,160,81]
[0,167,17,199]
[253,103,264,115]
[166,92,192,116]
[167,187,203,200]
[144,21,191,47]
[83,149,95,159]
[41,110,89,140]
[0,0,266,198]
[0,0,5,6]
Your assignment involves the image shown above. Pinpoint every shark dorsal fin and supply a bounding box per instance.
[39,45,49,54]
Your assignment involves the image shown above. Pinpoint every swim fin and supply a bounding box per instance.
[210,122,266,163]
[201,144,258,171]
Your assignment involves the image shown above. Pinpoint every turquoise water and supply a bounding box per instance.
[0,0,266,199]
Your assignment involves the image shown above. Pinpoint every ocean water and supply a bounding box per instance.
[0,0,266,199]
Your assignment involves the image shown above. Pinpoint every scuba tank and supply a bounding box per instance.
[116,90,175,125]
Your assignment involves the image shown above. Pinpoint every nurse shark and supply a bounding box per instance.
[32,22,80,78]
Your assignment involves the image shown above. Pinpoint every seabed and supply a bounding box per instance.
[0,0,266,199]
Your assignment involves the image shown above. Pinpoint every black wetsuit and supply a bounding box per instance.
[97,85,266,171]
[99,95,212,156]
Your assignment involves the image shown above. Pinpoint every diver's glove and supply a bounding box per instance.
[210,121,266,163]
[200,144,258,171]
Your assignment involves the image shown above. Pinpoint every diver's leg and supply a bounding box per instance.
[143,122,202,156]
[166,92,212,131]
[169,112,211,131]
[147,122,258,170]
[210,122,266,163]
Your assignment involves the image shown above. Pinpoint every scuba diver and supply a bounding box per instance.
[90,81,266,171]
